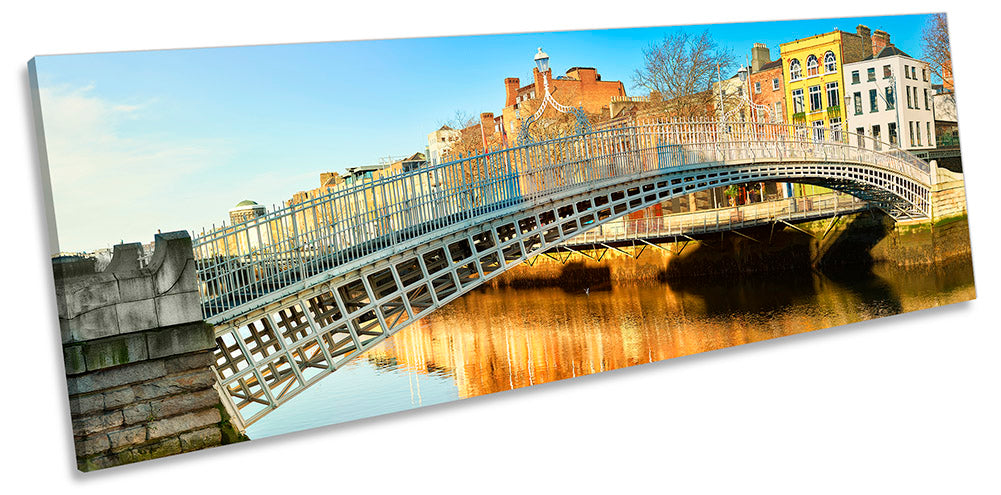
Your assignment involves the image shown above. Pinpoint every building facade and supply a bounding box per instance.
[748,43,786,123]
[228,200,267,225]
[427,125,460,164]
[843,46,936,151]
[501,65,626,142]
[780,26,874,138]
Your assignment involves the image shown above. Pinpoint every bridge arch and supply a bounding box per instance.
[193,121,931,427]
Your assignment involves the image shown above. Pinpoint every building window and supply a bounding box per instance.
[906,86,912,108]
[916,121,922,146]
[888,122,898,146]
[809,85,822,111]
[924,88,930,110]
[772,78,780,91]
[927,122,932,145]
[826,82,839,109]
[856,127,865,148]
[867,68,876,82]
[852,70,860,84]
[869,89,879,112]
[812,120,825,141]
[883,65,892,79]
[824,51,837,72]
[872,124,882,150]
[885,86,895,110]
[904,65,910,79]
[774,101,782,120]
[923,68,929,82]
[807,55,819,76]
[830,117,842,140]
[853,91,863,115]
[789,59,802,80]
[792,88,804,113]
[911,66,917,79]
[754,81,761,94]
[909,121,915,145]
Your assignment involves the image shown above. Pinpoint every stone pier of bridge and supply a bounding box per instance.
[54,231,244,471]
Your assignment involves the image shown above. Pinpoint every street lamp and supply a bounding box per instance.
[517,47,592,144]
[534,47,550,73]
[737,66,749,121]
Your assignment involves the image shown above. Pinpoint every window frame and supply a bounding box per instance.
[792,88,804,113]
[851,70,860,84]
[808,85,822,112]
[869,88,879,112]
[823,51,837,73]
[867,67,876,82]
[789,59,802,81]
[825,82,839,110]
[853,91,863,115]
[806,55,819,77]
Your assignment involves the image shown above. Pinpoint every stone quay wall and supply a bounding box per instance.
[54,231,243,471]
[929,164,968,221]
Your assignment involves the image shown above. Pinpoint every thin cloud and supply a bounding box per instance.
[38,84,231,253]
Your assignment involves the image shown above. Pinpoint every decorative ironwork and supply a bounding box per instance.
[192,120,934,427]
[517,47,593,145]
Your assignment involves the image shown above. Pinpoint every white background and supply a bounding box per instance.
[1,2,997,493]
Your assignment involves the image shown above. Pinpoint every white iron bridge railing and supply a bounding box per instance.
[191,121,930,323]
[566,192,867,246]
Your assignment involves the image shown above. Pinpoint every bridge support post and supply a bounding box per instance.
[54,231,245,471]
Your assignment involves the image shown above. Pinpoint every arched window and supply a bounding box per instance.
[789,59,802,80]
[824,51,837,73]
[806,55,819,76]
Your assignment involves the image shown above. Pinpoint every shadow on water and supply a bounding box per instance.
[492,261,613,293]
[815,210,894,269]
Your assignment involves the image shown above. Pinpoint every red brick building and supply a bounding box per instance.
[748,43,786,123]
[501,66,626,141]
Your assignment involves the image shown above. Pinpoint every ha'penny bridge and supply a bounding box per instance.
[190,121,931,428]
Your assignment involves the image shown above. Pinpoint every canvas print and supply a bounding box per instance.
[30,13,974,471]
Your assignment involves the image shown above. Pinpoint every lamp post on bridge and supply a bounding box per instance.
[517,47,592,145]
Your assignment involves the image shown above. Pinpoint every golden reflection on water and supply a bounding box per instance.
[366,261,975,400]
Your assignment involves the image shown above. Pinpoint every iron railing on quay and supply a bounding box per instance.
[191,120,931,322]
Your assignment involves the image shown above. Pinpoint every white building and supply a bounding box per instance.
[843,46,936,151]
[427,125,460,164]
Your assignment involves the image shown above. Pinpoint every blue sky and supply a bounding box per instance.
[33,13,936,252]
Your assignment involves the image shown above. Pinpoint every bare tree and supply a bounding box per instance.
[633,30,737,120]
[439,110,478,130]
[921,13,952,88]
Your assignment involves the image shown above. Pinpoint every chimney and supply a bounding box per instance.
[751,43,770,72]
[871,30,891,56]
[480,112,495,138]
[504,78,520,107]
[856,25,873,58]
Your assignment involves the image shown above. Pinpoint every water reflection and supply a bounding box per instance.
[247,257,974,439]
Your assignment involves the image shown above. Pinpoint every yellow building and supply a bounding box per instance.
[780,25,875,138]
[780,25,877,196]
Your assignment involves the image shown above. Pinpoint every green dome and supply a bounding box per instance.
[234,200,259,207]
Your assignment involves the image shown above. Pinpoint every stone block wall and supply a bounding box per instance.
[54,231,244,471]
[930,163,968,221]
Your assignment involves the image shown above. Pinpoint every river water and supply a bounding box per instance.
[246,257,975,439]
